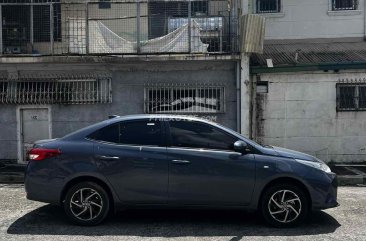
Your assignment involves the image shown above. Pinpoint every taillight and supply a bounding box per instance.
[28,148,61,161]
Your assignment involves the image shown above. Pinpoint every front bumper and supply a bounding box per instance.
[309,172,339,210]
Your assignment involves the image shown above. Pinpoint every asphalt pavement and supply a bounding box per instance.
[0,184,365,241]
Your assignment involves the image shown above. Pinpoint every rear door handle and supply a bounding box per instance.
[171,159,191,164]
[96,155,120,160]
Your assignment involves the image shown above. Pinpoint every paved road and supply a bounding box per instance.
[0,184,365,241]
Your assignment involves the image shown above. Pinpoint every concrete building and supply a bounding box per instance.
[0,0,254,164]
[250,0,366,163]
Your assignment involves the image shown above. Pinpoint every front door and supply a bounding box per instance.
[92,119,168,204]
[166,120,256,206]
[19,107,50,163]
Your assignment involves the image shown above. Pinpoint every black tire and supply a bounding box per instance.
[64,182,110,226]
[261,183,309,228]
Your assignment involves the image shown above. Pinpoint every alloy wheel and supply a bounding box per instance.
[267,189,302,223]
[69,188,103,221]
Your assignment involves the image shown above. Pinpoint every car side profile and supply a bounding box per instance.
[25,115,338,227]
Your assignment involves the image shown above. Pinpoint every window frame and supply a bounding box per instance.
[32,4,60,42]
[145,85,225,114]
[255,0,282,14]
[331,0,358,11]
[336,83,366,111]
[0,78,111,105]
[165,120,241,152]
[2,1,62,43]
[87,119,165,147]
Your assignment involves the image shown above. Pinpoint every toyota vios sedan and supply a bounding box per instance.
[25,115,338,227]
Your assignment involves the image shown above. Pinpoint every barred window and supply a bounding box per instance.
[256,0,281,13]
[337,84,366,111]
[1,0,61,44]
[0,78,111,104]
[145,85,225,113]
[332,0,358,11]
[99,0,111,9]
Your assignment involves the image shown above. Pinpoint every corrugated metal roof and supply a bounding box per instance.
[251,38,366,67]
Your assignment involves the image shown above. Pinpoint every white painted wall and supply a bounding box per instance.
[255,70,366,163]
[257,0,365,39]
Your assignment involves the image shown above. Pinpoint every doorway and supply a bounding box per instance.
[17,107,51,163]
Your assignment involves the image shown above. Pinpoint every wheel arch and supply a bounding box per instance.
[258,176,312,210]
[60,175,116,211]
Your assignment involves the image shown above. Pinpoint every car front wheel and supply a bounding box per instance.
[64,182,110,226]
[261,183,309,228]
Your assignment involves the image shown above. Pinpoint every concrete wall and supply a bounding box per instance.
[258,0,365,39]
[0,106,18,161]
[254,70,366,163]
[0,60,238,162]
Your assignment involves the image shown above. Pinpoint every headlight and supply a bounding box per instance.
[295,159,332,173]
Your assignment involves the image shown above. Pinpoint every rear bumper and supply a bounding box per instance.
[25,178,62,204]
[24,161,63,205]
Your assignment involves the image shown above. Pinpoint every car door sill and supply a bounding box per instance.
[120,203,250,210]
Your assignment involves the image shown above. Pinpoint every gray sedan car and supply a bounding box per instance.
[25,115,338,227]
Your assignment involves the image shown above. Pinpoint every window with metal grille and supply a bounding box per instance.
[256,0,281,13]
[145,85,225,113]
[0,78,111,104]
[1,0,61,45]
[148,1,208,39]
[337,84,366,111]
[332,0,358,11]
[99,0,111,9]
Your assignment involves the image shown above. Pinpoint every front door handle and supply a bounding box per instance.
[96,155,120,160]
[171,159,191,164]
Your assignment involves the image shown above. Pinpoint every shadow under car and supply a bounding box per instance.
[7,205,340,238]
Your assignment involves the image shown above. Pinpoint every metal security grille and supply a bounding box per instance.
[0,0,240,55]
[256,0,281,13]
[144,84,225,113]
[337,83,366,111]
[332,0,358,10]
[1,0,61,55]
[0,78,111,104]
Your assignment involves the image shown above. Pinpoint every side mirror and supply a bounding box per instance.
[233,141,249,154]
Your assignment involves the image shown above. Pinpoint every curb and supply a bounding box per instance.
[337,175,365,186]
[333,165,366,186]
[0,164,26,184]
[0,172,24,183]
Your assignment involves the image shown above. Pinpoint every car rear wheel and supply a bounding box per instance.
[64,182,110,226]
[261,183,309,228]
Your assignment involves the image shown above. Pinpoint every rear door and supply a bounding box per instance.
[91,119,168,204]
[166,120,256,206]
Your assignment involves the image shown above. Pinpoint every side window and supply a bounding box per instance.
[89,124,120,143]
[119,120,162,146]
[88,120,162,146]
[169,121,237,151]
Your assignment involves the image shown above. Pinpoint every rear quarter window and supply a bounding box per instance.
[88,124,120,143]
[87,120,162,146]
